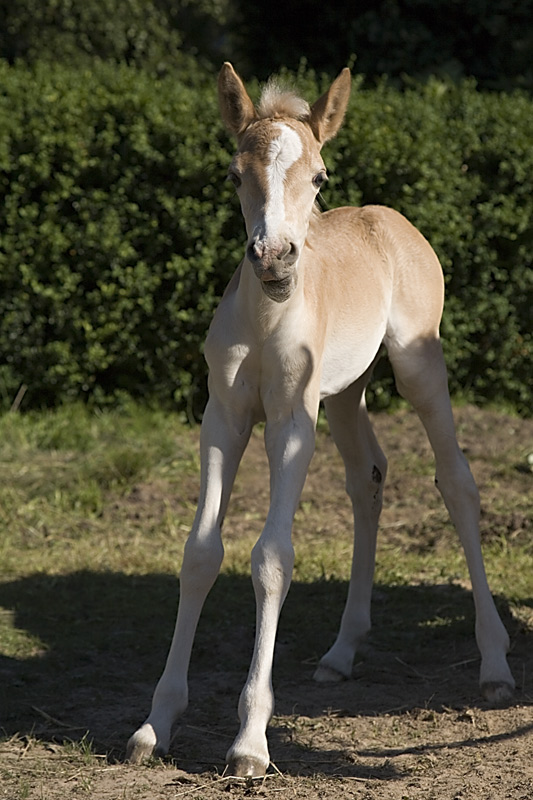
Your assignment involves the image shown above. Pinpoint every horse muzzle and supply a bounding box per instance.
[246,239,299,273]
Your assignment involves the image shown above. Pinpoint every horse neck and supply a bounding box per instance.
[235,256,308,340]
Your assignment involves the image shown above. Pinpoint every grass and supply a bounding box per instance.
[0,401,531,619]
[0,404,199,576]
[0,402,532,798]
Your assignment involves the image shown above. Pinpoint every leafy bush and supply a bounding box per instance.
[229,0,533,90]
[0,0,211,74]
[0,62,530,415]
[2,0,533,93]
[0,61,242,415]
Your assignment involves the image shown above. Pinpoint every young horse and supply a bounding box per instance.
[127,63,514,776]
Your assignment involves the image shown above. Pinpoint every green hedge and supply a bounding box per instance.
[0,0,190,72]
[5,0,531,92]
[229,0,533,90]
[0,61,531,415]
[0,61,241,416]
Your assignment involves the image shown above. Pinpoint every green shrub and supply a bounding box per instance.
[229,0,533,90]
[3,0,533,93]
[0,0,199,74]
[0,62,530,415]
[0,60,242,415]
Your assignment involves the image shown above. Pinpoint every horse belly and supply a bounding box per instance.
[319,325,385,399]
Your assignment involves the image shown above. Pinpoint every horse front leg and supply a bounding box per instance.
[127,397,252,763]
[226,407,316,777]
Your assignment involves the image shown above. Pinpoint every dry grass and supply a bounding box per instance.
[1,403,532,799]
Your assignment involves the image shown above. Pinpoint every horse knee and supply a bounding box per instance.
[435,453,480,510]
[251,538,294,601]
[180,534,224,591]
[346,451,387,515]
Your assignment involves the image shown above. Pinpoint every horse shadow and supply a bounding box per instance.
[0,569,531,777]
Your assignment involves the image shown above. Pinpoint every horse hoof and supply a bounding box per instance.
[481,680,514,705]
[126,724,161,764]
[313,663,347,683]
[226,755,268,778]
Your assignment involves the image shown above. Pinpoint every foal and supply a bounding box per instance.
[127,63,514,776]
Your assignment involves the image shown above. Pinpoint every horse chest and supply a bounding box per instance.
[207,323,318,422]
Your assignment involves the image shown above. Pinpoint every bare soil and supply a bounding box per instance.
[1,406,533,799]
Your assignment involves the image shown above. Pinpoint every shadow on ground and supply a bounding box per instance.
[0,570,531,776]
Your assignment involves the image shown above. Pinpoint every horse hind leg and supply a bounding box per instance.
[387,334,514,701]
[314,376,387,683]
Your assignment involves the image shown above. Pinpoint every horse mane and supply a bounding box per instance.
[257,79,311,121]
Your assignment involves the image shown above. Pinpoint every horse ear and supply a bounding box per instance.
[218,62,257,137]
[309,68,351,145]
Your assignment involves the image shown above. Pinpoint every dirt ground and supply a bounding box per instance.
[1,406,533,799]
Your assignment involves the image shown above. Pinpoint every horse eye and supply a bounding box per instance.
[227,171,242,189]
[313,171,328,189]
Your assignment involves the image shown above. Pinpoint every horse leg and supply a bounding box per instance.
[126,397,252,763]
[314,376,387,682]
[226,407,317,777]
[388,335,514,700]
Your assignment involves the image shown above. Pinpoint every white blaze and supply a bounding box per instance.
[263,124,303,240]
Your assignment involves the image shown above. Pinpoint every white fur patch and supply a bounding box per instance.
[264,124,303,238]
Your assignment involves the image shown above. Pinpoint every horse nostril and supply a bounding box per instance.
[247,242,261,263]
[286,242,298,264]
